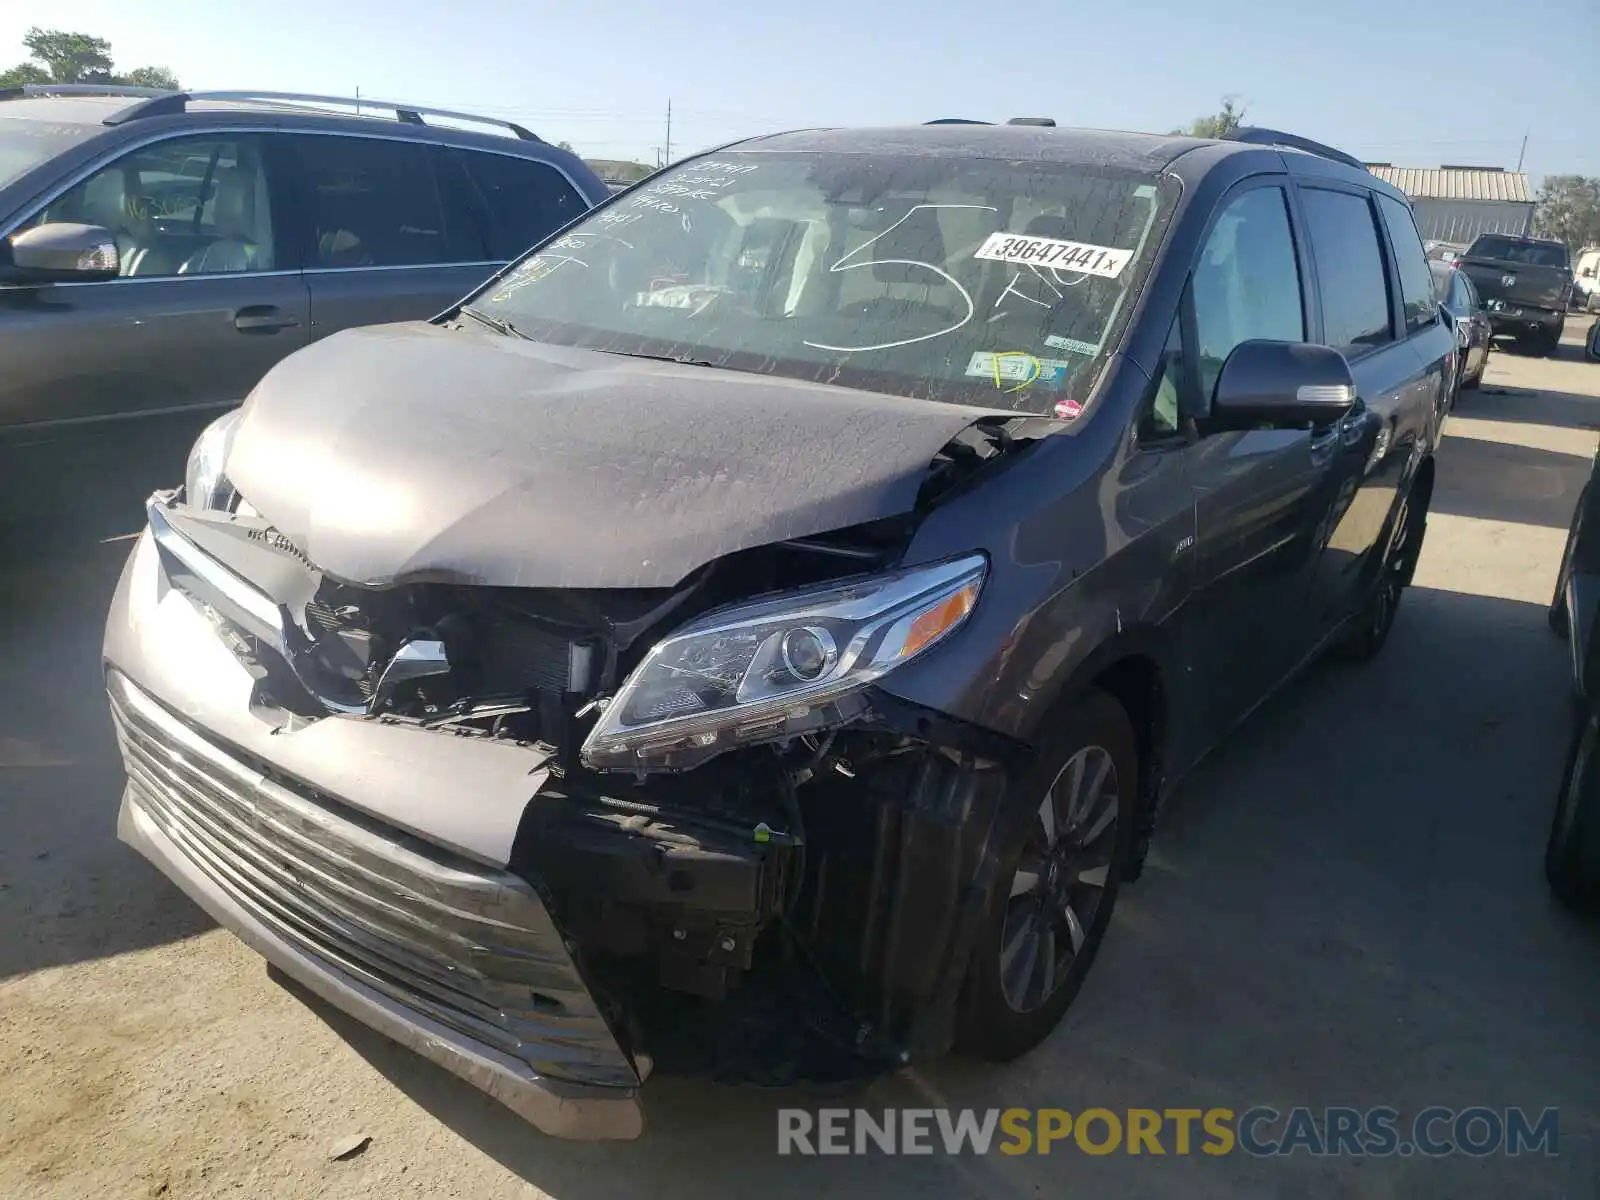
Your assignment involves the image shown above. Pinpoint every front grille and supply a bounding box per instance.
[109,676,637,1089]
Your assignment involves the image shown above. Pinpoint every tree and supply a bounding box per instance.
[1533,176,1600,251]
[1172,97,1246,139]
[0,27,180,90]
[556,140,575,152]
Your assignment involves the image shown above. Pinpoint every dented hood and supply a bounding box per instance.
[224,323,1003,589]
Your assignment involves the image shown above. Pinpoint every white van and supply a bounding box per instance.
[1576,247,1600,312]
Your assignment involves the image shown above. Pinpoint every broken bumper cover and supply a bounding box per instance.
[104,532,643,1140]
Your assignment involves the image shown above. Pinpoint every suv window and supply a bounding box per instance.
[1466,235,1569,268]
[27,135,276,277]
[293,136,463,269]
[1457,271,1479,310]
[1299,188,1393,356]
[1191,185,1305,402]
[452,150,588,260]
[1376,193,1438,333]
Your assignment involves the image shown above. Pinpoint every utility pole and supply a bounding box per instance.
[355,86,361,115]
[1516,130,1528,173]
[664,99,672,167]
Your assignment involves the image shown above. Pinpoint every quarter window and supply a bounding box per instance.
[1299,188,1394,355]
[293,137,458,269]
[27,135,276,276]
[1376,193,1438,333]
[453,151,589,260]
[1190,185,1305,403]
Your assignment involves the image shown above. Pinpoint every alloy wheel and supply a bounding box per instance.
[999,746,1120,1013]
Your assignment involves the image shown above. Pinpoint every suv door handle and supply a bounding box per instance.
[233,306,300,333]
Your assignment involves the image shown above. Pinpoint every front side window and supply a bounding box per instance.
[293,136,463,269]
[0,113,102,191]
[466,151,1176,417]
[1376,193,1438,333]
[1190,185,1305,402]
[27,135,276,277]
[1299,188,1393,356]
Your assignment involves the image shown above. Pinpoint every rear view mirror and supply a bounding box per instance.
[3,222,120,283]
[1209,340,1356,430]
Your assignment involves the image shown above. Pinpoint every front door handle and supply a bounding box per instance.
[233,305,300,333]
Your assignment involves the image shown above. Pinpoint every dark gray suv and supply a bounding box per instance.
[0,85,608,519]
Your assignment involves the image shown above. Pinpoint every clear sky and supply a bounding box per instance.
[7,0,1597,183]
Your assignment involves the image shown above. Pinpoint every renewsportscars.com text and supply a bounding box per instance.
[776,1106,1560,1157]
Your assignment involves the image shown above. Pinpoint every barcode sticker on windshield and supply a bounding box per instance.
[973,232,1132,278]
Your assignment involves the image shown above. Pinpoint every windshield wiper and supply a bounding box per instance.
[595,349,733,370]
[457,306,526,339]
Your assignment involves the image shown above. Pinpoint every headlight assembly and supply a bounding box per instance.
[580,554,986,772]
[184,410,241,512]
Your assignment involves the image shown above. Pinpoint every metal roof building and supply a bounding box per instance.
[1364,164,1535,245]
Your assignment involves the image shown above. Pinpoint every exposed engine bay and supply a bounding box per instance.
[152,412,1039,1086]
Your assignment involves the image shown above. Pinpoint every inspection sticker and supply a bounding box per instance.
[966,351,1072,390]
[973,232,1131,278]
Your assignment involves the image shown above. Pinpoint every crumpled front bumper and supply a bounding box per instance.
[104,526,644,1140]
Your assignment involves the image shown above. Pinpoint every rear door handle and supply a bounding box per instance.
[233,305,300,333]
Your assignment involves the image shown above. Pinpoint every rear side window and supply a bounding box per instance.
[454,151,588,259]
[1299,188,1393,356]
[292,136,469,269]
[1376,193,1438,333]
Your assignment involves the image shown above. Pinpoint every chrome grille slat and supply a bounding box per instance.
[107,678,638,1089]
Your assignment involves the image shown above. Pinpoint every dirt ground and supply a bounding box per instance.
[4,318,1600,1199]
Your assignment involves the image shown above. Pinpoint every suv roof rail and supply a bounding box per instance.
[1005,116,1056,127]
[924,117,993,125]
[1223,126,1367,171]
[0,82,172,102]
[99,89,543,141]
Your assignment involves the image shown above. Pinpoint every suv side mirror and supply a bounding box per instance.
[2,222,120,283]
[1209,340,1356,430]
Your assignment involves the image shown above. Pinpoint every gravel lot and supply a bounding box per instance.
[4,318,1600,1199]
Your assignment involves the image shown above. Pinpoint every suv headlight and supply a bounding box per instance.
[580,554,987,772]
[184,410,241,512]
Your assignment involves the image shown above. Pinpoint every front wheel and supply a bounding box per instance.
[1339,487,1421,662]
[1546,704,1600,912]
[955,689,1138,1061]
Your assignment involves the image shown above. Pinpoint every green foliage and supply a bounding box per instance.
[2,27,180,90]
[1533,176,1600,251]
[583,157,654,183]
[1171,97,1246,139]
[556,140,575,152]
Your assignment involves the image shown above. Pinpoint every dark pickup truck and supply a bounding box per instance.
[1454,234,1573,355]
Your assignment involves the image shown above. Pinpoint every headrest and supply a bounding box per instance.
[871,206,948,283]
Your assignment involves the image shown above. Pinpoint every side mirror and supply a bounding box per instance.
[3,222,120,283]
[1209,340,1356,430]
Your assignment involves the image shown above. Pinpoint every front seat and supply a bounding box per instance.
[178,169,263,275]
[840,205,959,322]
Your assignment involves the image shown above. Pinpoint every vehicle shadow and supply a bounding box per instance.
[1456,385,1600,434]
[0,535,215,981]
[1429,429,1592,529]
[272,584,1600,1198]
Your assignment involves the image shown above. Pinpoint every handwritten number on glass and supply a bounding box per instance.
[803,204,997,354]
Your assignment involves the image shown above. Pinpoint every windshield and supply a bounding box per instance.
[468,151,1176,417]
[0,117,99,192]
[1466,235,1568,268]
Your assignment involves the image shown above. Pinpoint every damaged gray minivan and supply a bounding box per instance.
[106,122,1443,1138]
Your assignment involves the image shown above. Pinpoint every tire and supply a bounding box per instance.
[1546,704,1600,912]
[954,689,1138,1061]
[1586,322,1600,364]
[1541,324,1563,357]
[1339,485,1421,662]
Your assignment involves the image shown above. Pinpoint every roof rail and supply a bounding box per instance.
[1006,117,1056,127]
[0,82,172,102]
[924,117,993,125]
[1223,126,1367,171]
[100,89,542,141]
